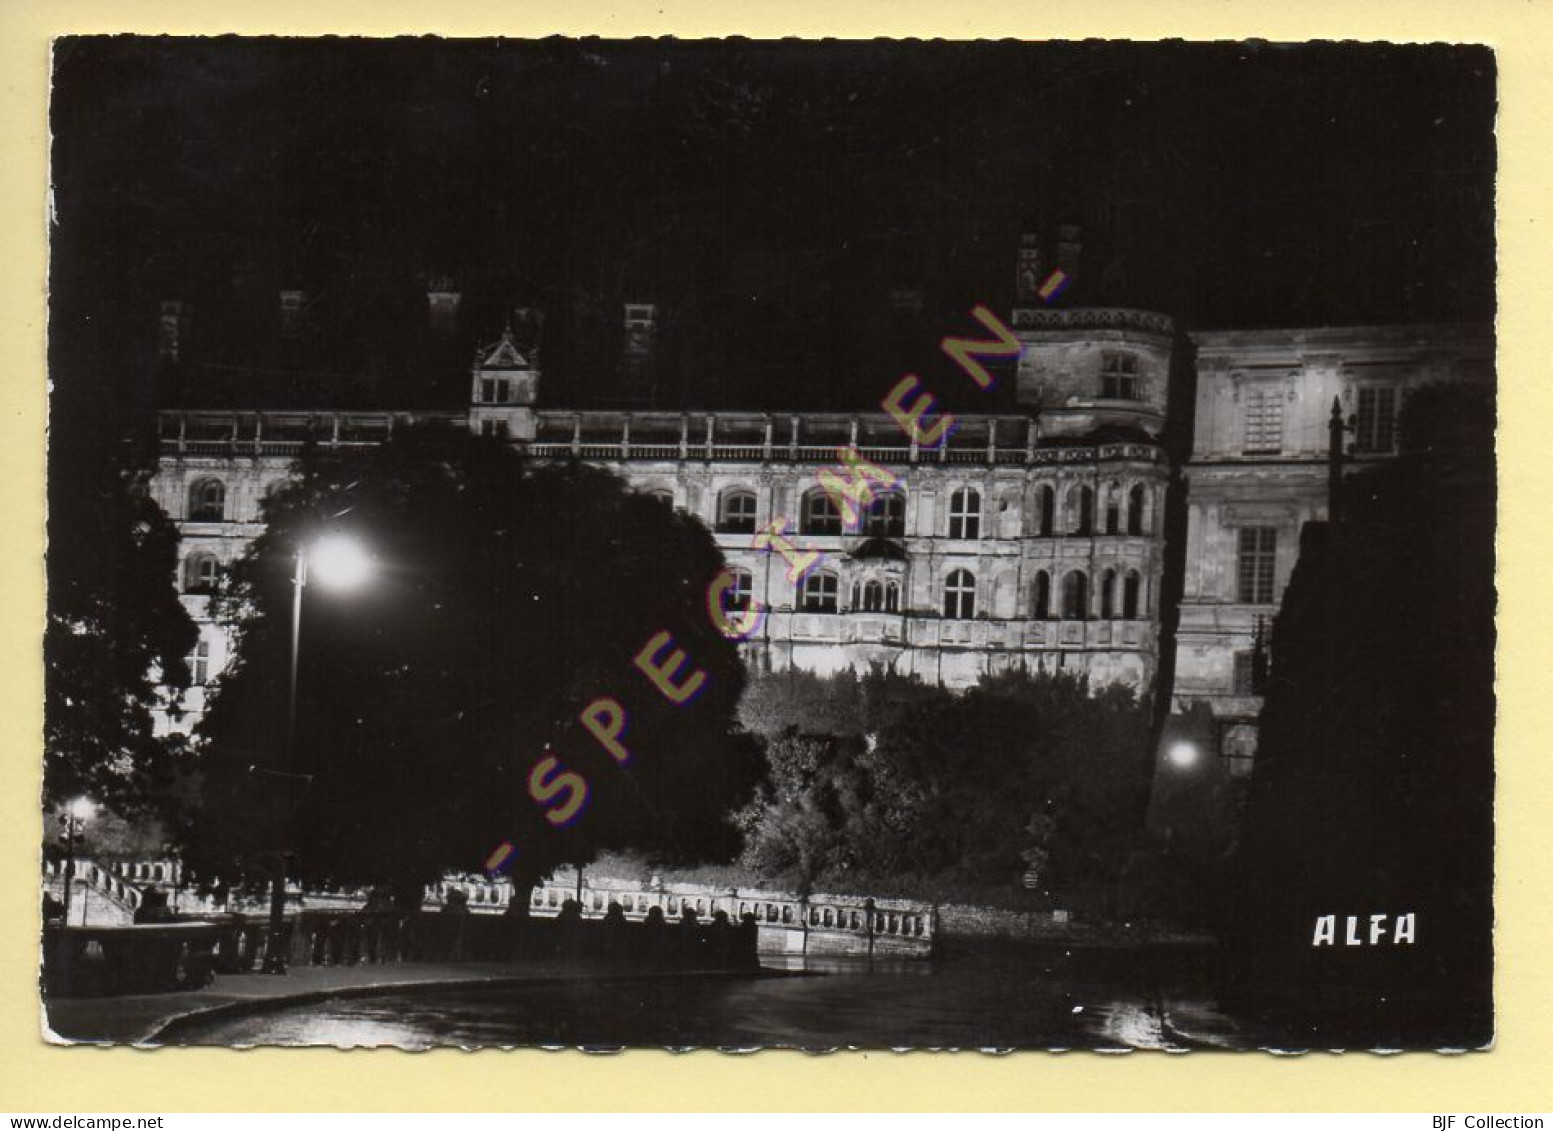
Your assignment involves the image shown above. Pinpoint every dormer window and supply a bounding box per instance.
[480,378,511,404]
[1100,352,1139,400]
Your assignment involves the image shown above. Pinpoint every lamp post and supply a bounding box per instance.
[262,533,375,974]
[59,796,96,927]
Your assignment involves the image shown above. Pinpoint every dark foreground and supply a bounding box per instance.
[166,946,1248,1050]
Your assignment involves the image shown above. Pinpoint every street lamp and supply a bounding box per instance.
[59,796,96,927]
[263,533,375,974]
[1165,741,1202,771]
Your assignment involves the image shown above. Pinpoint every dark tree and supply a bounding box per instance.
[184,426,754,903]
[1232,381,1495,1048]
[733,668,1152,903]
[45,316,198,821]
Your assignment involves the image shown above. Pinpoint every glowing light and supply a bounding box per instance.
[1166,741,1201,771]
[66,796,96,823]
[309,535,374,592]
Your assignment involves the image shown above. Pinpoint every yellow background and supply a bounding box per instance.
[0,0,1544,1112]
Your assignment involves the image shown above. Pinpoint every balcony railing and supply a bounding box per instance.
[157,409,1165,469]
[527,441,1161,467]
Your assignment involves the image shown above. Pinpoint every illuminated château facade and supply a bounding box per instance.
[146,253,1492,777]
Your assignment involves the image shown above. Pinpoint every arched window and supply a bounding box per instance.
[949,488,981,540]
[1062,570,1089,620]
[718,490,757,533]
[1072,485,1094,536]
[1032,571,1051,619]
[802,491,843,536]
[943,570,976,619]
[1105,484,1122,535]
[1124,570,1143,619]
[1100,569,1117,619]
[801,571,839,613]
[863,580,884,612]
[1037,485,1055,537]
[1127,484,1146,536]
[866,493,906,538]
[885,581,900,614]
[187,478,226,522]
[183,551,219,594]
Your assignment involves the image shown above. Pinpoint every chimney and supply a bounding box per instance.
[278,289,308,340]
[427,277,461,335]
[619,303,658,403]
[1056,224,1083,278]
[1015,233,1043,304]
[623,303,656,358]
[157,300,190,363]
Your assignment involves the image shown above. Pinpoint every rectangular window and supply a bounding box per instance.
[1355,386,1397,453]
[1237,527,1278,605]
[948,489,981,540]
[1232,652,1255,696]
[801,573,839,613]
[1243,387,1284,454]
[1100,352,1139,400]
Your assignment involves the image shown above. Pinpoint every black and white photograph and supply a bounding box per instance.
[41,36,1496,1052]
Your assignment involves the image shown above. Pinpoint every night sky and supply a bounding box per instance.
[48,37,1496,420]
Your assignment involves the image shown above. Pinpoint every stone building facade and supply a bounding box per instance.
[1169,323,1494,772]
[150,303,1176,730]
[147,291,1493,785]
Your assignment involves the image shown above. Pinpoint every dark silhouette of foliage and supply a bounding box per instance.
[1232,380,1494,1047]
[45,299,197,821]
[184,426,755,899]
[733,668,1152,899]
